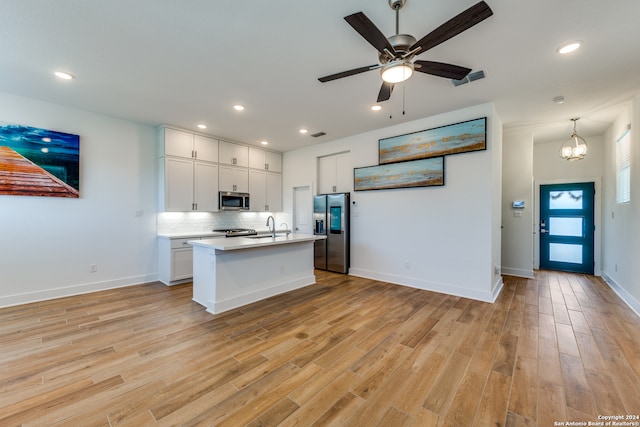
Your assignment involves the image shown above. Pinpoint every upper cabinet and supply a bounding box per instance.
[162,128,218,162]
[219,141,248,167]
[249,147,282,173]
[318,152,351,194]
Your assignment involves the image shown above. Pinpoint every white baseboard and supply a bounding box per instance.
[348,268,499,303]
[501,267,535,279]
[206,274,316,314]
[601,272,640,317]
[0,274,159,308]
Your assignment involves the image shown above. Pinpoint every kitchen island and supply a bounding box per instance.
[189,233,325,314]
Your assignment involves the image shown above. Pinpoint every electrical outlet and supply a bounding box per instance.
[90,264,98,273]
[404,261,410,269]
[494,265,501,275]
[279,265,285,273]
[615,264,618,272]
[135,210,144,217]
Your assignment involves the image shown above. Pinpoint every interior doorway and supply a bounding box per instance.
[293,185,312,234]
[539,182,595,274]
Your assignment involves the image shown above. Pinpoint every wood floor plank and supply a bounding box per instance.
[0,271,637,425]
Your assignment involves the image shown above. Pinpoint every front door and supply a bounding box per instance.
[540,182,594,274]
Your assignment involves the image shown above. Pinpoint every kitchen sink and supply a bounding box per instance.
[246,234,287,239]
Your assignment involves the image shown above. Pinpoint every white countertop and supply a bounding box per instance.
[189,233,325,251]
[158,231,226,239]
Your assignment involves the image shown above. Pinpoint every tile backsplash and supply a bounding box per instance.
[157,211,292,235]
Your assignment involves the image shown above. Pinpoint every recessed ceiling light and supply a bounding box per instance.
[299,129,308,134]
[197,124,207,129]
[54,71,75,80]
[261,140,269,145]
[371,105,382,111]
[233,104,245,111]
[557,41,581,54]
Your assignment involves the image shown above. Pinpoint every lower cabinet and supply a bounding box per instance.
[158,236,201,285]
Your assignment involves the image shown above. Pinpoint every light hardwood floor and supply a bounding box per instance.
[1,270,639,426]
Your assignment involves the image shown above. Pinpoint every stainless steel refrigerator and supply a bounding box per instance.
[313,193,350,273]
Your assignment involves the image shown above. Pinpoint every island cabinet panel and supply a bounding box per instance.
[191,235,319,314]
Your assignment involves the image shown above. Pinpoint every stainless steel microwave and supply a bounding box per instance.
[219,192,250,211]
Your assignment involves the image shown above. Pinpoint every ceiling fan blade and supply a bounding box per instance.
[410,1,493,55]
[414,60,471,80]
[318,64,380,83]
[344,12,396,56]
[377,82,394,102]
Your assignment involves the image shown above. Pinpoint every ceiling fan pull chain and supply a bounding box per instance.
[402,86,406,115]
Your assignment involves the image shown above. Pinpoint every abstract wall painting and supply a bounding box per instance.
[379,117,486,164]
[354,157,444,191]
[0,122,80,198]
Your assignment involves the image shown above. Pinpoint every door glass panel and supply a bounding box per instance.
[549,243,583,264]
[549,190,583,210]
[549,217,583,237]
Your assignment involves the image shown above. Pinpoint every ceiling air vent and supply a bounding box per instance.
[451,69,486,87]
[311,131,326,138]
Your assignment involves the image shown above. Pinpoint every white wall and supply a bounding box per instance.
[602,94,640,314]
[0,93,158,307]
[501,130,534,278]
[532,134,604,274]
[283,103,503,302]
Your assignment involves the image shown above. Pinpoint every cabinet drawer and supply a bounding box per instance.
[170,237,200,249]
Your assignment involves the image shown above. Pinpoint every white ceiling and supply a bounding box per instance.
[1,0,639,152]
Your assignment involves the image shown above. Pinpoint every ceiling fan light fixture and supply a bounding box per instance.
[381,60,413,83]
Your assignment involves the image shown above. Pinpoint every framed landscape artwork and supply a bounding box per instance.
[379,117,486,164]
[0,122,80,198]
[354,157,444,191]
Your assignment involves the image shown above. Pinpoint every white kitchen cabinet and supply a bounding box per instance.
[318,152,351,194]
[161,157,218,212]
[249,169,282,212]
[219,141,248,167]
[219,165,248,193]
[158,236,201,285]
[193,162,219,211]
[249,147,282,173]
[162,128,218,162]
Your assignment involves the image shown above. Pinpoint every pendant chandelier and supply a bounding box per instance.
[559,117,588,161]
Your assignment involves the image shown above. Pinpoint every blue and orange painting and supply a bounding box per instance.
[0,122,80,198]
[379,117,486,164]
[354,157,444,191]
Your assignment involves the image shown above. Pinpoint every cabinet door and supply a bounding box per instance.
[249,169,267,211]
[219,165,249,192]
[249,147,266,170]
[172,248,194,280]
[318,155,337,194]
[165,157,194,211]
[194,162,218,211]
[164,128,194,159]
[266,172,282,212]
[265,151,282,173]
[219,141,248,167]
[194,135,218,163]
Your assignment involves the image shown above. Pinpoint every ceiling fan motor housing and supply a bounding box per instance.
[388,0,406,10]
[379,34,417,63]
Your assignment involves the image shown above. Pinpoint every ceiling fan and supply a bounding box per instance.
[318,0,494,102]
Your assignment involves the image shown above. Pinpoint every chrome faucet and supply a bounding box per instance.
[280,223,291,236]
[266,215,276,238]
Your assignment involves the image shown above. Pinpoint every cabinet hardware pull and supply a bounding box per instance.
[194,150,197,159]
[265,163,269,170]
